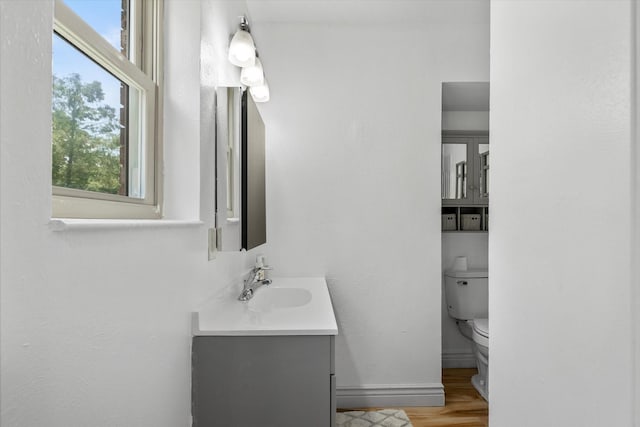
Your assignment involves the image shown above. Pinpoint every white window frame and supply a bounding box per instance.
[52,0,163,219]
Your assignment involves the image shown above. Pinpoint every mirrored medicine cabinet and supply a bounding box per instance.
[441,133,489,205]
[215,87,266,251]
[441,132,489,232]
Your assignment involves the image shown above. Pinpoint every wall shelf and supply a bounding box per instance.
[442,205,488,232]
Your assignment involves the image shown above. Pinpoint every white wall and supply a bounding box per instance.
[490,1,634,426]
[0,1,258,426]
[249,1,489,406]
[442,111,489,132]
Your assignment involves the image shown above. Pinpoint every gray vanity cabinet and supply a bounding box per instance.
[192,335,336,427]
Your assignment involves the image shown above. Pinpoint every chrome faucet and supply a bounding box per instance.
[238,265,272,301]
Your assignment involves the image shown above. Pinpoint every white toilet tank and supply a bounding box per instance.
[444,269,488,320]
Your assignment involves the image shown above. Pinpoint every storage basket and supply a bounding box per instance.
[442,214,457,231]
[461,214,481,231]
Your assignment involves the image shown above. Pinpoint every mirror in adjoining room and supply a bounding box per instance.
[441,82,490,207]
[215,87,266,251]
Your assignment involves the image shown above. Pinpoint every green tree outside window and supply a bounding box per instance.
[52,73,122,195]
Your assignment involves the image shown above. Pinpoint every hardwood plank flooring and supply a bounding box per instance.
[341,368,488,427]
[403,369,488,427]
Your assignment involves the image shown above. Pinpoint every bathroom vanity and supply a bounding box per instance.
[191,277,338,427]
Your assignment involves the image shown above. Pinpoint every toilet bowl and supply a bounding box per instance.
[471,318,488,400]
[444,269,489,401]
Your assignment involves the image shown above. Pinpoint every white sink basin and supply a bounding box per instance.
[192,277,338,336]
[248,287,312,312]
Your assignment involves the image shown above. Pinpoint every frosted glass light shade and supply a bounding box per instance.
[228,30,256,67]
[250,81,270,103]
[240,58,265,87]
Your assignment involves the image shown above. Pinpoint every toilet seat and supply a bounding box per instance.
[472,318,489,347]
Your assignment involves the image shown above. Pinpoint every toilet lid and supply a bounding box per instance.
[473,318,489,337]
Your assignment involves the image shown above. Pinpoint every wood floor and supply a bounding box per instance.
[344,368,488,427]
[403,369,488,427]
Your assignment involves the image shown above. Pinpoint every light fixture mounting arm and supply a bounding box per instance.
[239,16,251,33]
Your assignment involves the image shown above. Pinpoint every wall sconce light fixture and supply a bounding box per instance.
[249,80,270,103]
[228,17,256,67]
[228,16,270,103]
[240,57,265,87]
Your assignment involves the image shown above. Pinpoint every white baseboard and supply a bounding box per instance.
[442,350,476,368]
[336,383,445,408]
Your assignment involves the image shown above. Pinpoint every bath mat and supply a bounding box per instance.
[336,409,413,427]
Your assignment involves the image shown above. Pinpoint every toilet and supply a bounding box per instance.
[444,268,489,400]
[470,317,488,400]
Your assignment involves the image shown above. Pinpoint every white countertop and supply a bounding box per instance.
[192,277,338,336]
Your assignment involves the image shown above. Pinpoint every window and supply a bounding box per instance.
[52,0,162,219]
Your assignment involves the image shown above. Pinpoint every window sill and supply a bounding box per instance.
[49,218,204,232]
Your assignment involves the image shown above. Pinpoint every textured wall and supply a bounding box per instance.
[0,1,257,426]
[248,2,489,404]
[490,1,634,425]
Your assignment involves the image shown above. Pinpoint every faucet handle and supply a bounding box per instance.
[255,265,272,282]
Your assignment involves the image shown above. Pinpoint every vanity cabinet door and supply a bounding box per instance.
[192,335,334,427]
